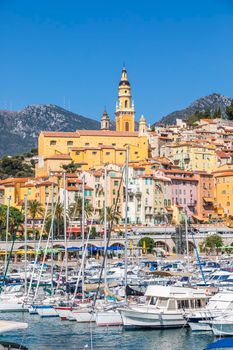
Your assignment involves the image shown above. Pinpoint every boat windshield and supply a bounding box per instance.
[156,298,168,308]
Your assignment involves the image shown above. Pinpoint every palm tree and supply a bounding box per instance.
[69,195,93,238]
[46,200,70,239]
[69,195,93,220]
[0,206,7,241]
[99,205,121,234]
[27,200,44,241]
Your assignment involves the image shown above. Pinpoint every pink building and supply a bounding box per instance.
[160,169,198,219]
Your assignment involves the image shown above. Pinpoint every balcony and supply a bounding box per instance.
[187,201,197,207]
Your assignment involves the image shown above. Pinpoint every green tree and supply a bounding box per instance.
[46,201,67,239]
[0,206,7,241]
[226,100,233,121]
[27,200,44,240]
[0,205,23,240]
[99,205,121,233]
[61,162,81,173]
[202,234,223,253]
[0,155,35,179]
[213,107,222,119]
[69,195,93,220]
[138,237,154,254]
[69,195,93,237]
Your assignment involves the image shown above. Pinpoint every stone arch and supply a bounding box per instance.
[154,240,170,253]
[17,244,34,251]
[53,244,65,249]
[109,242,125,250]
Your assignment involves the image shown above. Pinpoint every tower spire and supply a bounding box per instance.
[101,109,110,130]
[115,67,135,132]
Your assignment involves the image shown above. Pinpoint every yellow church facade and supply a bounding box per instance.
[36,68,149,177]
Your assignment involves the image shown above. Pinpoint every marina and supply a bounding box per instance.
[0,312,215,350]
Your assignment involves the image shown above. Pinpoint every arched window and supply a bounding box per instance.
[125,122,129,132]
[125,100,128,108]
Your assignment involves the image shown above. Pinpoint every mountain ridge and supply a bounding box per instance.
[155,93,232,125]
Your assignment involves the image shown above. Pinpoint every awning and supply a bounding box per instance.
[203,197,214,203]
[192,215,208,222]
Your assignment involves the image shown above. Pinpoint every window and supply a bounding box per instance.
[125,122,129,131]
[125,100,128,108]
[227,201,231,206]
[92,151,97,155]
[67,141,73,146]
[76,151,80,155]
[146,189,149,194]
[135,151,138,155]
[113,189,116,195]
[114,181,119,186]
[98,143,103,146]
[28,188,32,195]
[50,140,56,145]
[112,143,116,146]
[106,152,110,155]
[120,152,123,155]
[85,143,90,146]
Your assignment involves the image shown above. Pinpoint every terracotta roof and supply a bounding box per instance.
[0,177,30,185]
[41,131,80,138]
[77,130,139,137]
[216,150,229,158]
[45,154,72,160]
[161,169,194,175]
[169,176,198,182]
[214,171,233,177]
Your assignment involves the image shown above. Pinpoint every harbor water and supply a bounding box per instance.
[0,313,215,350]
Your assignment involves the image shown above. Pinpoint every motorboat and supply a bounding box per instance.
[188,290,233,332]
[119,285,209,329]
[208,314,233,336]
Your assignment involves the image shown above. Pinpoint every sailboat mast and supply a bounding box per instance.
[81,174,85,302]
[104,165,107,302]
[24,195,28,295]
[5,196,11,271]
[184,212,190,271]
[51,183,54,295]
[124,145,129,302]
[63,172,68,292]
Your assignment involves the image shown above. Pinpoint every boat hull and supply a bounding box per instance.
[72,310,95,323]
[120,308,186,329]
[95,310,122,326]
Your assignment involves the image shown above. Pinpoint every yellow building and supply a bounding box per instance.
[0,177,58,209]
[213,169,233,217]
[36,68,149,177]
[161,142,217,173]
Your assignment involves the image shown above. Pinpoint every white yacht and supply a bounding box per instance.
[208,313,233,336]
[188,291,233,331]
[119,285,208,329]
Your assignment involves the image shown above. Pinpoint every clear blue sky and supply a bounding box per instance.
[1,0,233,124]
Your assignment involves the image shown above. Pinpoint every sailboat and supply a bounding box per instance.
[96,149,129,327]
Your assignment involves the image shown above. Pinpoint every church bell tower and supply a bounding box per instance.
[115,67,135,132]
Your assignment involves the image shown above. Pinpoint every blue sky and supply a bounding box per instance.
[1,0,233,124]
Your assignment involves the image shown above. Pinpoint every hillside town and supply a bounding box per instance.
[1,68,233,233]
